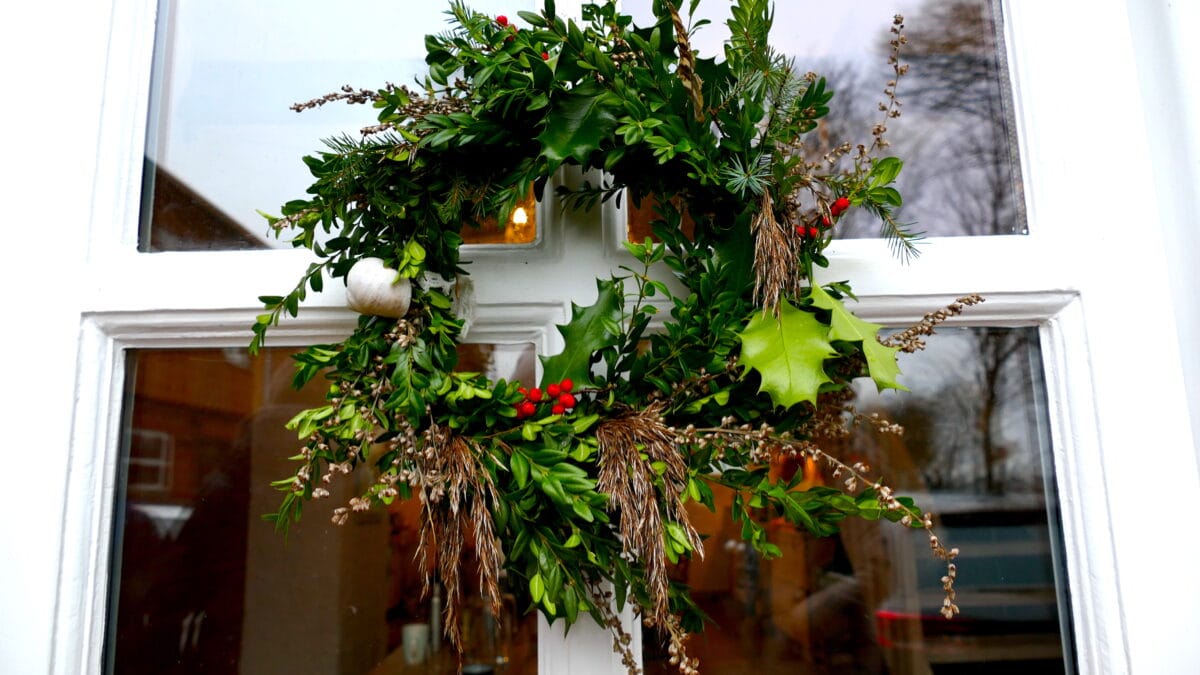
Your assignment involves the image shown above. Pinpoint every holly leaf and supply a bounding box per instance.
[537,82,620,173]
[737,301,837,408]
[540,279,623,389]
[808,284,906,392]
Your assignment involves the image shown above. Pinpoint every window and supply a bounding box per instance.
[32,1,1200,674]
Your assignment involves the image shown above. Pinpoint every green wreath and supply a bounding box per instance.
[251,1,976,671]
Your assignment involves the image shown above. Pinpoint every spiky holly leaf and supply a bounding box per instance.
[808,284,906,392]
[537,82,621,173]
[540,279,623,389]
[737,301,837,409]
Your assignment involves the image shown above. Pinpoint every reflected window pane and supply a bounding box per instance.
[643,327,1071,674]
[459,191,540,246]
[107,344,538,674]
[139,0,539,252]
[625,195,695,244]
[624,0,1025,238]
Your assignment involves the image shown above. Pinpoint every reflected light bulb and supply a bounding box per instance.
[510,207,528,225]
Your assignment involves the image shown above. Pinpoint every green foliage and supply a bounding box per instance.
[540,279,625,388]
[737,301,837,409]
[537,83,622,172]
[808,283,906,392]
[249,0,955,662]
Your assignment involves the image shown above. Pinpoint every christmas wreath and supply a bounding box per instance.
[251,1,977,671]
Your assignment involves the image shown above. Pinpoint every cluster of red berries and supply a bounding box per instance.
[497,15,550,59]
[796,196,852,239]
[497,15,519,42]
[515,379,576,419]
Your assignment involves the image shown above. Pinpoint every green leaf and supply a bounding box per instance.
[511,451,530,488]
[537,83,620,173]
[570,414,600,434]
[870,156,903,186]
[681,389,730,414]
[530,573,545,603]
[564,585,579,624]
[737,301,837,408]
[808,285,906,392]
[540,279,623,388]
[572,499,594,522]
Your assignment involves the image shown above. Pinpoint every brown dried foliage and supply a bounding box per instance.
[751,192,799,311]
[667,2,705,121]
[414,427,504,649]
[881,294,985,353]
[595,403,701,623]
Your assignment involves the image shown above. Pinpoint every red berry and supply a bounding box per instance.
[552,404,566,415]
[541,51,550,60]
[528,387,543,402]
[547,383,561,397]
[497,15,508,26]
[506,35,514,43]
[560,378,573,392]
[559,393,577,409]
[807,226,819,238]
[820,216,831,228]
[833,197,851,213]
[517,401,536,418]
[518,386,528,395]
[795,225,804,236]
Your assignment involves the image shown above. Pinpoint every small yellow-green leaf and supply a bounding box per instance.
[808,284,906,392]
[530,573,545,603]
[572,499,594,522]
[511,451,530,488]
[737,301,837,408]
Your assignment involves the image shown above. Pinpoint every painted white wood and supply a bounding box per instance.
[1002,2,1200,672]
[51,321,126,675]
[85,0,160,258]
[1040,298,1128,674]
[1125,0,1200,465]
[537,602,643,674]
[1,0,120,672]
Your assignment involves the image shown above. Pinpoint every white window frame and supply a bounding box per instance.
[4,1,1199,674]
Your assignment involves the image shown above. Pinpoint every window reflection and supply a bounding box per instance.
[623,0,1025,239]
[459,191,540,246]
[139,0,540,252]
[643,328,1070,674]
[108,343,538,674]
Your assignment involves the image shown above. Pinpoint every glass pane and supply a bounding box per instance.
[623,0,1026,238]
[139,0,539,252]
[642,327,1072,674]
[626,195,695,244]
[459,191,539,246]
[106,343,538,674]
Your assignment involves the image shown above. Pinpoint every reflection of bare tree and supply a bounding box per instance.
[818,0,1023,238]
[883,328,1038,494]
[901,0,1023,237]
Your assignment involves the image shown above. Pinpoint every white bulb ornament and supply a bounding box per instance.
[345,257,412,318]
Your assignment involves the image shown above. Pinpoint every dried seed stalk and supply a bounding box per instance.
[667,2,705,121]
[595,403,701,623]
[751,192,798,311]
[414,427,504,649]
